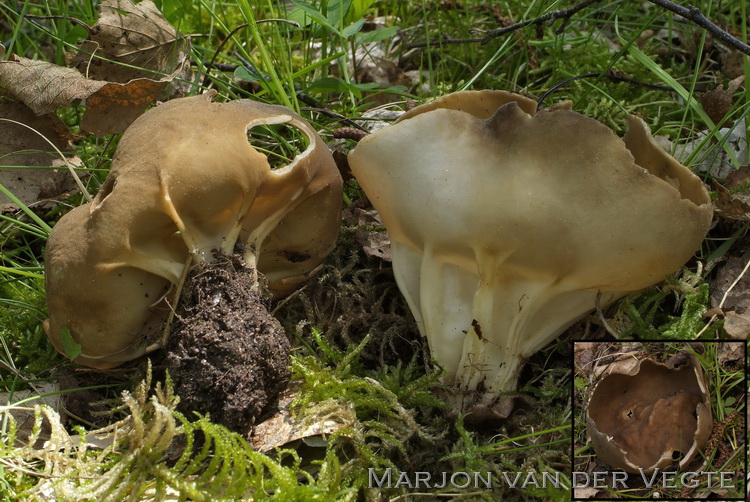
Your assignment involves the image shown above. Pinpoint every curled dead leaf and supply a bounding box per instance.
[0,56,106,115]
[80,77,179,135]
[0,0,189,135]
[712,164,750,221]
[710,250,750,339]
[700,76,745,124]
[250,388,352,453]
[343,199,392,261]
[0,55,177,136]
[0,101,82,208]
[66,0,189,83]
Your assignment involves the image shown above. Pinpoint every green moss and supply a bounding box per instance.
[612,269,716,339]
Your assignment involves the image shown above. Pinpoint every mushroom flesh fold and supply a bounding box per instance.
[44,92,342,368]
[586,355,712,473]
[348,90,712,406]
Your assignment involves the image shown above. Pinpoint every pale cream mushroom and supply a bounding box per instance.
[348,90,713,407]
[586,355,712,474]
[44,91,342,368]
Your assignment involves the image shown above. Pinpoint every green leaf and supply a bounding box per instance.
[341,18,366,39]
[305,76,379,98]
[356,26,399,44]
[234,65,261,82]
[326,0,353,28]
[350,0,377,20]
[290,0,341,36]
[60,327,81,360]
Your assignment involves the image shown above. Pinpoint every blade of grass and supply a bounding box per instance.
[0,184,51,236]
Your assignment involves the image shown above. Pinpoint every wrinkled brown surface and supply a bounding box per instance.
[605,389,701,468]
[166,255,290,433]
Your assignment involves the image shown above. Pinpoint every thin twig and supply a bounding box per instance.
[536,70,679,106]
[201,23,249,88]
[255,18,300,27]
[477,0,603,44]
[24,14,92,35]
[696,254,750,337]
[406,0,750,57]
[648,0,750,56]
[232,52,366,129]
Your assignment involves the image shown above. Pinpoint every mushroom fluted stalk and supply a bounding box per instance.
[348,90,713,407]
[44,92,342,369]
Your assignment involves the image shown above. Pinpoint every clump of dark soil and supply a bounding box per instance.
[165,253,290,434]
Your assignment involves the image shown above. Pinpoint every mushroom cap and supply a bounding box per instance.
[348,90,713,403]
[352,93,710,291]
[45,92,342,368]
[586,356,713,474]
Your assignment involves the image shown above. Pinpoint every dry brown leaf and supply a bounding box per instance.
[717,341,745,367]
[723,51,747,79]
[0,381,62,447]
[66,0,189,83]
[572,486,602,499]
[591,343,643,378]
[250,388,352,453]
[573,341,599,372]
[0,55,178,135]
[0,101,82,209]
[700,76,745,124]
[0,55,106,115]
[712,164,750,221]
[81,77,176,135]
[722,311,750,338]
[0,1,189,136]
[343,202,392,261]
[710,250,750,339]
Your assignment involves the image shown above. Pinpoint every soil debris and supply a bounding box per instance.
[166,253,290,434]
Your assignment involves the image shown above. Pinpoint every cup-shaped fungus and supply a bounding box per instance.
[44,91,342,369]
[348,90,712,407]
[586,355,712,473]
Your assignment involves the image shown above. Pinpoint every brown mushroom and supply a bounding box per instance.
[44,91,342,368]
[586,355,713,473]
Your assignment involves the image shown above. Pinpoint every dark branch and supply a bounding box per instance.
[647,0,750,55]
[406,0,750,57]
[535,71,680,107]
[477,0,602,44]
[201,24,249,87]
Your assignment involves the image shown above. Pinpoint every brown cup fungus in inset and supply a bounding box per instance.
[586,356,713,474]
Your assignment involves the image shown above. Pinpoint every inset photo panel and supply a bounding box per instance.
[572,340,746,500]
